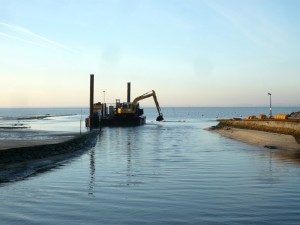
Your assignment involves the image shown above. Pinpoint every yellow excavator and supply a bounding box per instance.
[117,90,164,121]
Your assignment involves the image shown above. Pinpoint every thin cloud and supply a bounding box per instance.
[0,21,73,52]
[0,32,52,49]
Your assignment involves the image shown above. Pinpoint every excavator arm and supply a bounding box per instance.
[131,90,164,121]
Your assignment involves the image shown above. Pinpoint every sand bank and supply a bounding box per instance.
[207,126,300,164]
[208,126,300,151]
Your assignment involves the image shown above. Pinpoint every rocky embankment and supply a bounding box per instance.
[0,131,98,165]
[213,111,300,141]
[289,111,300,119]
[215,119,300,140]
[0,130,99,182]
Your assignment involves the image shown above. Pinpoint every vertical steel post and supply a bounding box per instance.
[90,74,94,129]
[270,94,272,118]
[268,92,272,118]
[127,82,131,103]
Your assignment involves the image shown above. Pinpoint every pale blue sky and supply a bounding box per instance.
[1,0,300,107]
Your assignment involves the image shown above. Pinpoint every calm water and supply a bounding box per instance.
[1,107,300,225]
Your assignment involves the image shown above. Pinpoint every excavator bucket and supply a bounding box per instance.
[156,115,164,121]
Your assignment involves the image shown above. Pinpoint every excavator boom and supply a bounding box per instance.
[130,90,164,121]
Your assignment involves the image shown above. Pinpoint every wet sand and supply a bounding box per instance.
[208,126,300,151]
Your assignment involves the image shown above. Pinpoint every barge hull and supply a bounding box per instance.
[91,116,146,127]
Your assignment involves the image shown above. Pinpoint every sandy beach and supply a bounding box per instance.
[208,126,300,151]
[207,126,300,163]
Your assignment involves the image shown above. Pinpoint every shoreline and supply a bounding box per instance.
[207,126,300,151]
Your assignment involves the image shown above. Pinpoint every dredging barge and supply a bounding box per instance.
[86,77,164,128]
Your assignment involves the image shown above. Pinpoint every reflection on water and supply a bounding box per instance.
[88,147,95,196]
[0,155,67,184]
[260,148,300,164]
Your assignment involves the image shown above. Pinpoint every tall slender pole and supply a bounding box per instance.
[268,93,272,118]
[270,94,272,118]
[90,74,94,129]
[127,82,131,103]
